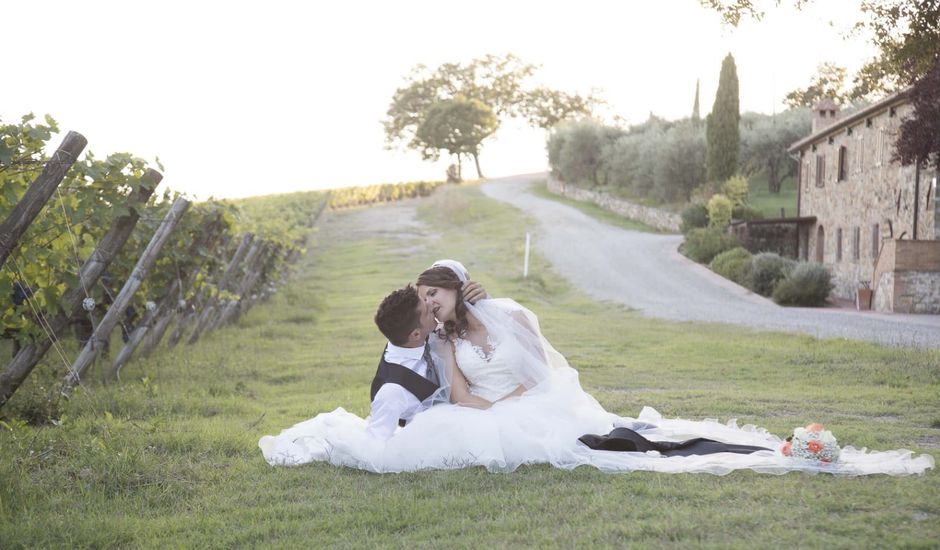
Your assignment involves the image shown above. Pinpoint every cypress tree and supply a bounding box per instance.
[706,54,740,182]
[692,79,701,125]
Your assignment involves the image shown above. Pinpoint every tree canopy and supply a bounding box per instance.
[783,62,851,108]
[384,54,594,178]
[415,98,498,178]
[894,60,940,169]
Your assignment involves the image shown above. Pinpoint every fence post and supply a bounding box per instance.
[186,233,253,345]
[133,210,226,357]
[0,171,159,408]
[62,197,190,393]
[209,240,267,331]
[0,131,87,270]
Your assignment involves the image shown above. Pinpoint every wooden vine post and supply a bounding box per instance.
[62,196,191,393]
[0,131,87,270]
[108,280,178,375]
[0,171,160,408]
[210,240,267,331]
[186,232,253,345]
[165,234,233,349]
[139,212,227,356]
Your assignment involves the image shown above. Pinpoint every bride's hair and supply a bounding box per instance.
[416,266,468,340]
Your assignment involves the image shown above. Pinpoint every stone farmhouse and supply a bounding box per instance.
[786,91,940,313]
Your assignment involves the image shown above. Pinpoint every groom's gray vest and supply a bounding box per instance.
[370,346,440,426]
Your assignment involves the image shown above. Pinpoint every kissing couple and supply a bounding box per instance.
[259,260,934,476]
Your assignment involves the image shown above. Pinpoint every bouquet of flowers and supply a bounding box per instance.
[780,423,841,463]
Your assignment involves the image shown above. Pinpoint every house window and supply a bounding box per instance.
[872,224,880,260]
[836,228,843,262]
[853,227,860,260]
[855,134,864,173]
[877,129,886,166]
[838,146,848,181]
[815,155,826,187]
[889,106,897,117]
[816,226,825,263]
[866,117,873,128]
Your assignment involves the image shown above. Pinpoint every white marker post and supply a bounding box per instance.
[523,232,530,278]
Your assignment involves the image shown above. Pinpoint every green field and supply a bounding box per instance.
[1,182,938,548]
[748,174,799,219]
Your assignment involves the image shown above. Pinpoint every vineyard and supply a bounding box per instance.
[0,115,446,424]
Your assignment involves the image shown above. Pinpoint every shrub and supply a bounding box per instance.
[721,175,749,207]
[683,227,742,264]
[772,262,834,306]
[709,246,753,285]
[732,204,764,221]
[707,194,734,228]
[747,252,796,297]
[680,204,709,234]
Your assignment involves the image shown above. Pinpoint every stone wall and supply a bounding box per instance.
[729,222,799,258]
[871,239,940,313]
[546,177,681,232]
[895,272,940,314]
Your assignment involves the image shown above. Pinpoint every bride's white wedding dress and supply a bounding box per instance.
[258,299,934,476]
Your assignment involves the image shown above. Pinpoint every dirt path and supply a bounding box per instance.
[482,174,940,349]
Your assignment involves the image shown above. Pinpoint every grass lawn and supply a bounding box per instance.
[749,174,799,219]
[1,183,938,548]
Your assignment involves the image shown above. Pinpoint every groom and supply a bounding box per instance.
[367,280,486,439]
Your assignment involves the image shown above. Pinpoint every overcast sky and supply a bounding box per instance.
[4,0,875,199]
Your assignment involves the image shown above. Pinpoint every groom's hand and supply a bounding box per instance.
[463,280,488,304]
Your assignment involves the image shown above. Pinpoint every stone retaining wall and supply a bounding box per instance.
[871,239,940,314]
[546,177,681,232]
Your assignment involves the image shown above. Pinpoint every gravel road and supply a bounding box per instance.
[482,174,940,350]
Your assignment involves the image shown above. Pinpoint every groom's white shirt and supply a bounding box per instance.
[366,341,432,439]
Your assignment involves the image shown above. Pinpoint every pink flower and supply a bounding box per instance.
[806,423,824,433]
[781,441,792,456]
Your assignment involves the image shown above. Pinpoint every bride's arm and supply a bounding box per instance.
[497,385,526,401]
[444,340,493,410]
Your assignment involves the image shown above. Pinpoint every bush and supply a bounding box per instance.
[680,204,709,234]
[747,252,796,297]
[721,175,749,207]
[772,262,834,306]
[709,246,753,285]
[683,227,742,264]
[732,204,764,221]
[707,194,734,228]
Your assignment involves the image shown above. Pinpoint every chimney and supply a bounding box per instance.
[812,98,841,134]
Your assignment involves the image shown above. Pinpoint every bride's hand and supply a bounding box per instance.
[463,280,488,304]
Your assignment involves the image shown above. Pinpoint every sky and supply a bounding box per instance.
[4,0,876,199]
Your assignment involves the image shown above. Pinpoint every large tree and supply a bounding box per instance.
[706,53,740,182]
[893,60,940,170]
[783,62,851,108]
[384,54,593,176]
[415,98,498,178]
[739,109,812,193]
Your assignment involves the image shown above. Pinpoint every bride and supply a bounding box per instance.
[259,260,934,476]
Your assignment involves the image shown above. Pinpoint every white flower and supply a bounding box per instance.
[145,301,157,312]
[82,298,96,311]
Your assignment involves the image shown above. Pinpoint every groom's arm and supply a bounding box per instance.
[366,385,419,439]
